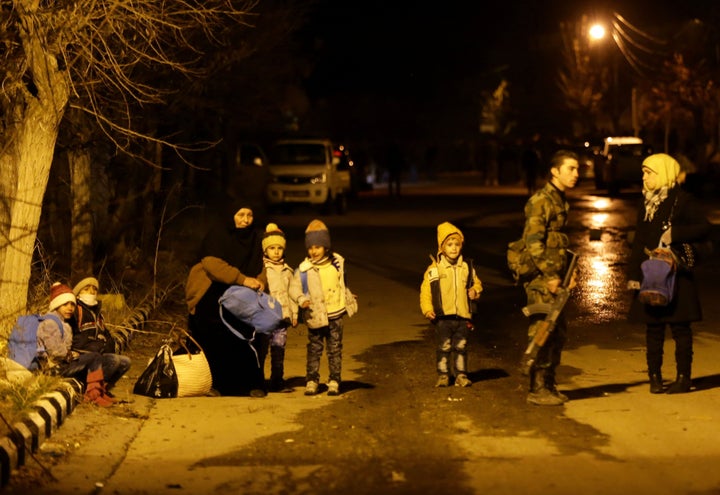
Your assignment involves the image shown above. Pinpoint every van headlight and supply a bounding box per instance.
[310,173,327,184]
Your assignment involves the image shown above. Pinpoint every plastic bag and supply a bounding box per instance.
[133,344,178,398]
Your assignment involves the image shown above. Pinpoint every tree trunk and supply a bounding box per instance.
[0,10,70,335]
[69,149,94,279]
[0,106,66,334]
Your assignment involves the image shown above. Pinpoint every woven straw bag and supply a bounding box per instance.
[172,331,212,398]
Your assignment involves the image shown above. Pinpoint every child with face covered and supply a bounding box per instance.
[70,276,132,397]
[420,222,482,388]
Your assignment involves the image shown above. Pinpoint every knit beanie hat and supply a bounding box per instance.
[49,282,76,311]
[642,153,680,190]
[73,276,99,296]
[262,223,286,251]
[437,221,464,252]
[305,219,331,250]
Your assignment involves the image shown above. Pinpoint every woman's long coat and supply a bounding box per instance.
[627,187,711,324]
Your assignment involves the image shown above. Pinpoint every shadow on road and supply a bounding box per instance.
[691,373,720,392]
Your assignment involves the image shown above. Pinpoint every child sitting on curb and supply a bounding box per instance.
[37,282,114,407]
[70,276,132,397]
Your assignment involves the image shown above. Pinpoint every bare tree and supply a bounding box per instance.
[0,0,258,333]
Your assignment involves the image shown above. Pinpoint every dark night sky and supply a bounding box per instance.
[303,0,698,96]
[296,0,713,139]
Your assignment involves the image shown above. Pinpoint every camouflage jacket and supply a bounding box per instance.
[522,182,570,279]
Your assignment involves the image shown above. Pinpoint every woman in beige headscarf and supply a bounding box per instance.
[627,153,711,394]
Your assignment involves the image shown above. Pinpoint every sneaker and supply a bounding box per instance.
[304,381,319,396]
[327,380,340,396]
[435,375,450,387]
[454,374,472,387]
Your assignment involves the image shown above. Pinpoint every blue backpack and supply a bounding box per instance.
[638,248,677,307]
[218,286,283,339]
[8,313,64,370]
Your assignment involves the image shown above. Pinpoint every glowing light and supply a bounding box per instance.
[589,24,606,40]
[592,198,611,209]
[590,213,609,229]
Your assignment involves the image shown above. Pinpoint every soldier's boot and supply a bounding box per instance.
[666,373,692,394]
[526,370,565,406]
[544,369,568,402]
[648,372,664,394]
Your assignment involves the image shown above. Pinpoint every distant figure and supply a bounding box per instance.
[482,136,500,186]
[521,136,542,195]
[385,143,405,197]
[420,222,482,388]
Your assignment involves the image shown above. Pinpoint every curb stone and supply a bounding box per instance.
[0,382,78,488]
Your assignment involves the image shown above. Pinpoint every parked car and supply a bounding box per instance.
[265,138,352,214]
[600,136,651,194]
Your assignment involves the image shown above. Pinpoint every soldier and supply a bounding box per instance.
[522,150,579,406]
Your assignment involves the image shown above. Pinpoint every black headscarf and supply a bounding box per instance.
[197,202,264,277]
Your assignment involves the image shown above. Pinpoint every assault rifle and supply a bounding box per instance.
[519,250,579,375]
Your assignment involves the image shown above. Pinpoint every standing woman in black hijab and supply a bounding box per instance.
[185,203,268,396]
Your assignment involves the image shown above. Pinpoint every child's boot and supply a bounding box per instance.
[270,347,288,392]
[84,368,115,407]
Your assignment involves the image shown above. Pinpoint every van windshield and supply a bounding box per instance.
[268,144,326,165]
[610,144,644,158]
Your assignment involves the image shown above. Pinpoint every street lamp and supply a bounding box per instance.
[589,24,606,41]
[587,20,638,136]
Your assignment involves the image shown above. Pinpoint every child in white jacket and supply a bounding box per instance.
[260,223,297,392]
[290,219,357,397]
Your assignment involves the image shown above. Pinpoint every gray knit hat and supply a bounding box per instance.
[305,219,331,250]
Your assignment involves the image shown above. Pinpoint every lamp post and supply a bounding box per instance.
[588,21,638,136]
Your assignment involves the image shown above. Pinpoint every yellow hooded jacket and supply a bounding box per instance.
[420,222,482,319]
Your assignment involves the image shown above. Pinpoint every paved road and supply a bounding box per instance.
[13,178,720,495]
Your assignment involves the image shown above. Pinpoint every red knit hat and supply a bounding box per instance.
[49,282,76,311]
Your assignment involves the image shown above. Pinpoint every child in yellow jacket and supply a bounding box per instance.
[420,222,482,387]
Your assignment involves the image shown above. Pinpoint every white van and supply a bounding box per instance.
[265,138,352,213]
[601,136,649,194]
